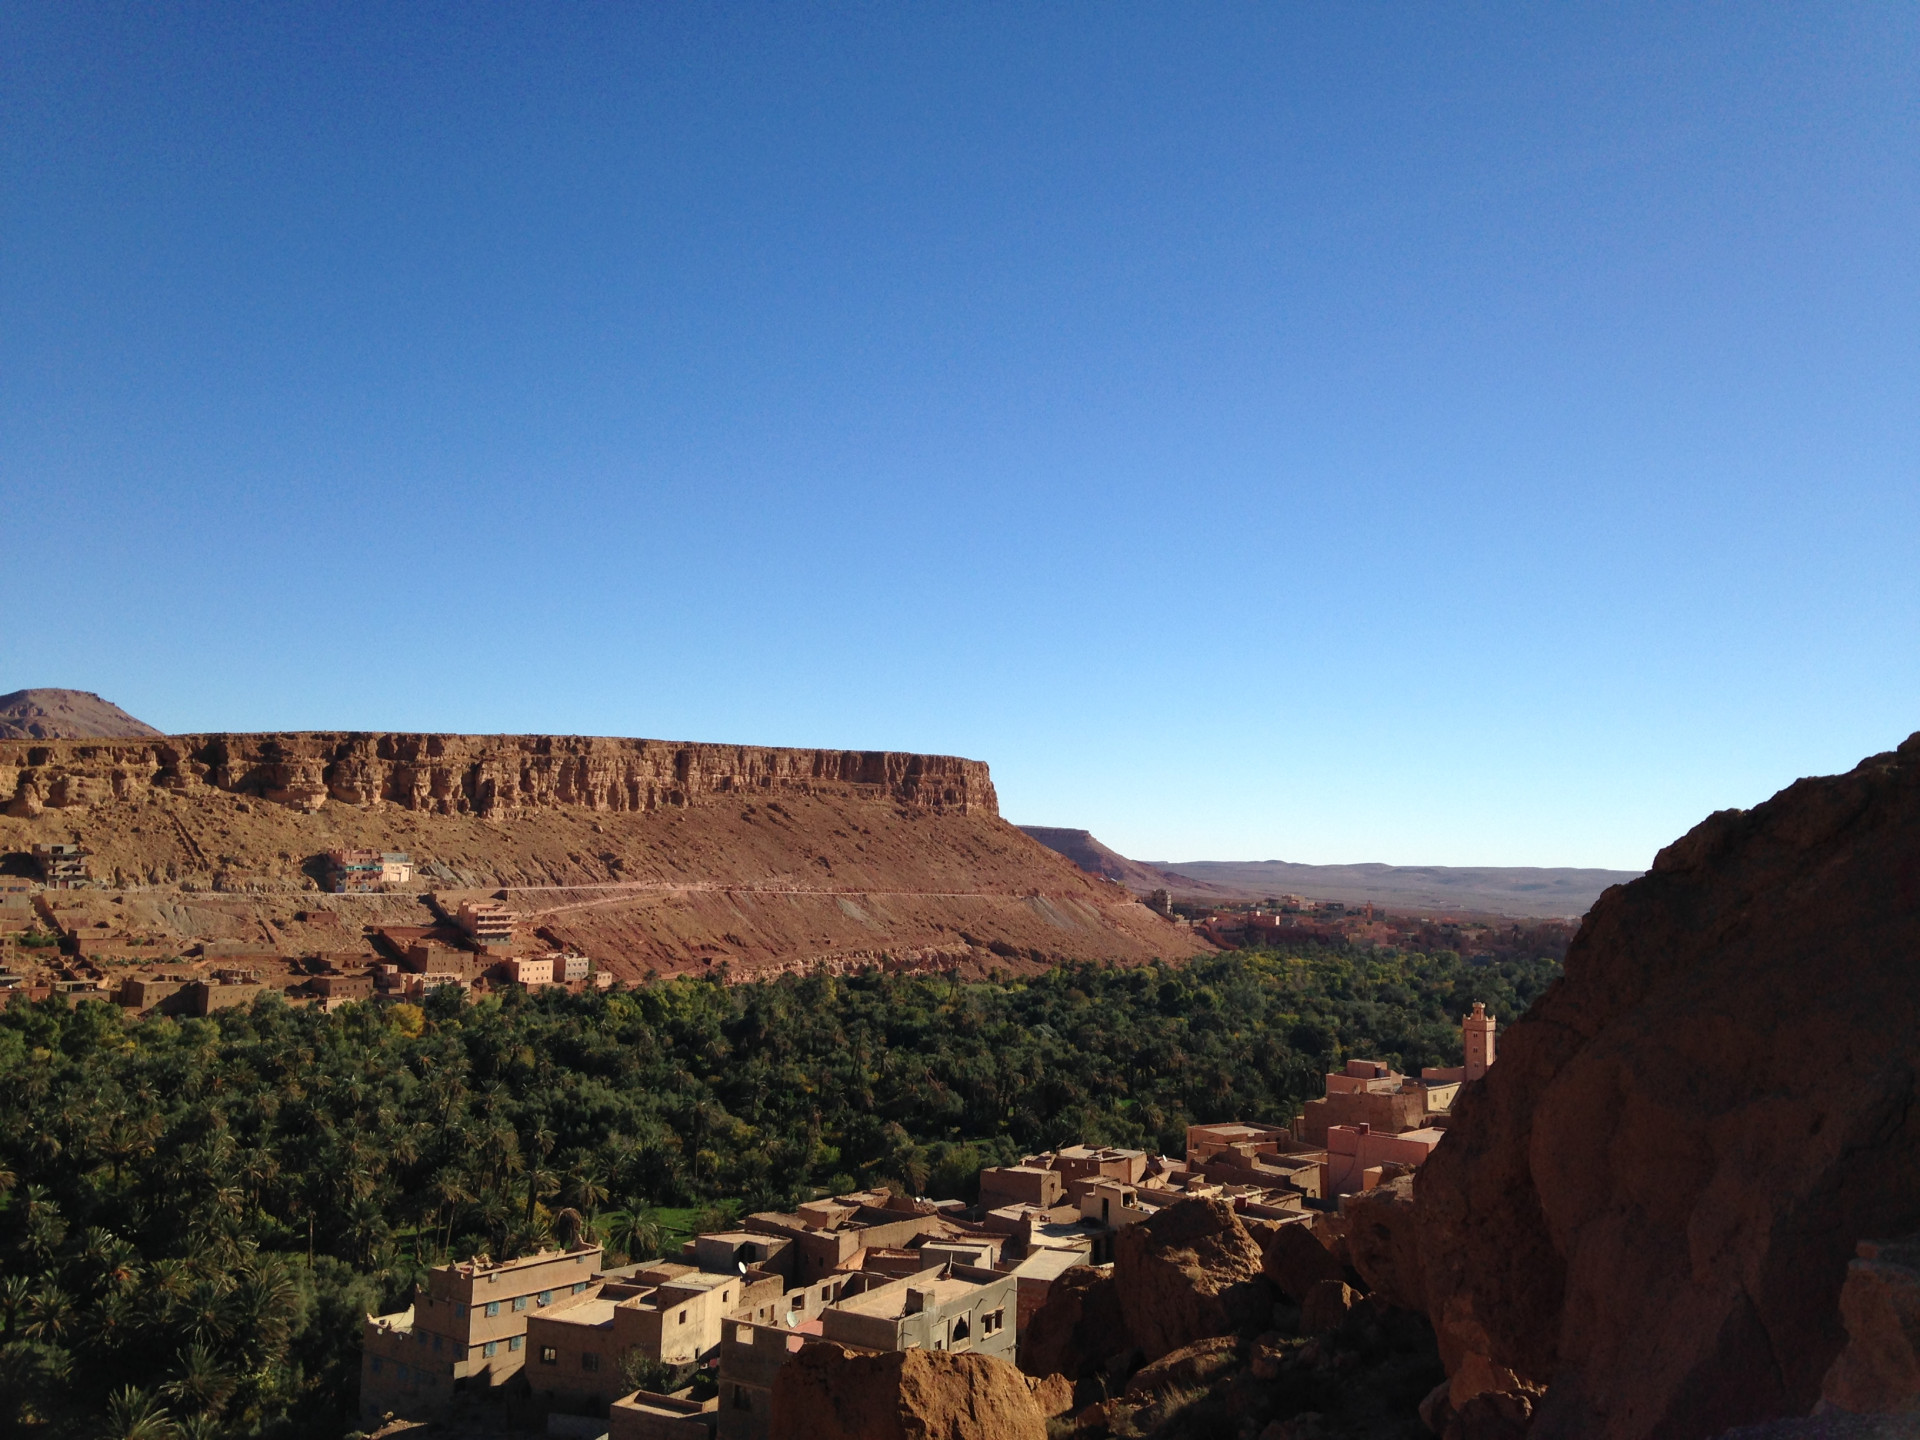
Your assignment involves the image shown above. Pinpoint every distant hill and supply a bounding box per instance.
[1020,823,1640,919]
[1145,858,1641,919]
[0,689,161,740]
[1016,826,1233,897]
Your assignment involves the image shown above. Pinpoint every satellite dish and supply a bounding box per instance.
[738,1261,747,1274]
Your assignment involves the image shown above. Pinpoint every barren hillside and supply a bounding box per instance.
[0,732,1205,979]
[0,688,161,740]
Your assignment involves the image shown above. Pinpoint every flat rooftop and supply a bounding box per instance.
[539,1298,616,1328]
[833,1276,979,1320]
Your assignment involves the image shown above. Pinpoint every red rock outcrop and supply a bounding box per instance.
[1113,1198,1271,1362]
[1123,1335,1242,1397]
[1261,1220,1348,1303]
[768,1341,1046,1440]
[1344,1174,1424,1314]
[1019,1266,1131,1381]
[1416,735,1920,1440]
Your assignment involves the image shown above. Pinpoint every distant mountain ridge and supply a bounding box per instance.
[1146,858,1641,918]
[0,689,161,740]
[1019,825,1640,918]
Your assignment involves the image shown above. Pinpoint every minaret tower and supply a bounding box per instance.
[1463,1001,1496,1081]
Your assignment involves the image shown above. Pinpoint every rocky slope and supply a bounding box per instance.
[0,688,161,739]
[1017,826,1232,897]
[1413,734,1920,1439]
[0,732,1203,978]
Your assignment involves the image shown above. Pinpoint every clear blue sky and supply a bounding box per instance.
[3,5,1915,870]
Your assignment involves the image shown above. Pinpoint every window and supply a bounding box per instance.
[951,1316,969,1341]
[513,1296,528,1312]
[416,1330,428,1346]
[485,1301,500,1317]
[678,1309,688,1324]
[484,1340,498,1358]
[456,1304,468,1317]
[432,1333,442,1352]
[582,1353,600,1373]
[538,1291,552,1307]
[508,1336,524,1352]
[371,1357,383,1375]
[397,1363,410,1381]
[734,1386,752,1411]
[539,1347,558,1366]
[572,1281,588,1294]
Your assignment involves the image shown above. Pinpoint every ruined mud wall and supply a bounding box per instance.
[0,733,996,820]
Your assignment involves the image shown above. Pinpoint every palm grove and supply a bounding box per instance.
[0,944,1560,1438]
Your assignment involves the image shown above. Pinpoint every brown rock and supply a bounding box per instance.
[1021,1266,1131,1380]
[1123,1334,1241,1397]
[1026,1371,1075,1417]
[769,1340,1046,1440]
[1345,1174,1425,1312]
[1416,736,1920,1440]
[1822,1237,1920,1414]
[1263,1220,1347,1302]
[1300,1279,1359,1335]
[1114,1198,1271,1362]
[1445,1389,1537,1440]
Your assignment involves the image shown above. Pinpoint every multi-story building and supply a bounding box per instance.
[457,900,515,952]
[712,1264,1017,1440]
[32,844,88,889]
[508,955,554,987]
[360,1245,605,1425]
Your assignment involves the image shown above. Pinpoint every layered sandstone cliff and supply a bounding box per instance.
[1414,734,1920,1440]
[1,732,993,819]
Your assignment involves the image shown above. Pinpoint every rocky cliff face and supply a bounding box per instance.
[1,732,993,819]
[0,731,1200,978]
[1415,735,1920,1440]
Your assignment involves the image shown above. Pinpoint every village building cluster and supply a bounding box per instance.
[359,1006,1500,1440]
[0,847,606,1012]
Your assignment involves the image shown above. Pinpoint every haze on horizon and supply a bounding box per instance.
[3,5,1915,872]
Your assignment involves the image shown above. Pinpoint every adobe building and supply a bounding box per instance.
[360,1244,605,1425]
[508,955,555,987]
[326,849,413,893]
[610,1389,718,1440]
[1321,1122,1447,1197]
[457,899,515,953]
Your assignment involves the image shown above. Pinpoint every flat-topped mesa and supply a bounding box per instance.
[0,733,997,819]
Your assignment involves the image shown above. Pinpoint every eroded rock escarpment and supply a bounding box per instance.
[1414,735,1920,1440]
[1,732,993,818]
[0,732,1201,978]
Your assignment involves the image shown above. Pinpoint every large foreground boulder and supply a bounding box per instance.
[1020,1265,1130,1380]
[769,1341,1047,1440]
[1262,1220,1348,1302]
[1114,1197,1271,1361]
[1344,1174,1424,1313]
[1417,735,1920,1440]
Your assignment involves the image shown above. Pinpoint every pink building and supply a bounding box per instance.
[1321,1123,1446,1197]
